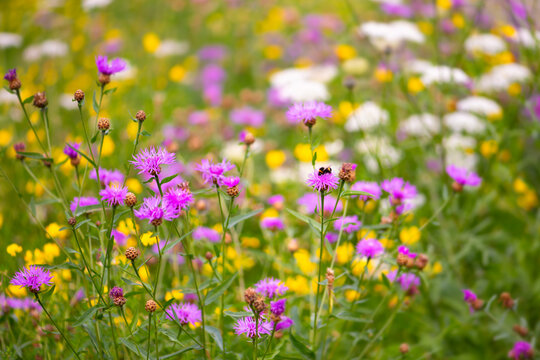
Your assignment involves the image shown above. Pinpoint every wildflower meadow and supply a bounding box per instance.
[1,0,540,359]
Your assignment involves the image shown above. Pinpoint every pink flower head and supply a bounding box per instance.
[356,238,384,258]
[270,298,287,316]
[326,232,338,243]
[63,142,80,159]
[398,245,417,258]
[298,193,342,214]
[131,147,176,177]
[260,217,285,231]
[164,187,193,212]
[193,226,220,243]
[95,55,126,75]
[166,302,202,326]
[381,178,417,204]
[70,196,99,214]
[195,158,235,186]
[4,68,17,82]
[234,317,273,338]
[230,107,265,128]
[222,176,240,188]
[508,341,533,360]
[255,278,288,299]
[286,101,332,125]
[351,181,381,200]
[11,265,53,293]
[446,165,482,187]
[188,111,209,125]
[333,215,361,233]
[462,289,477,303]
[306,170,339,193]
[386,270,421,291]
[275,316,294,331]
[135,196,179,225]
[109,286,124,299]
[268,194,284,206]
[90,168,125,186]
[100,183,128,207]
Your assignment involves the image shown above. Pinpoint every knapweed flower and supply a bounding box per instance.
[396,273,420,292]
[356,238,384,258]
[462,289,484,312]
[381,178,417,205]
[306,169,339,192]
[230,107,265,128]
[96,55,126,75]
[135,196,179,226]
[397,245,417,266]
[100,183,128,207]
[90,168,125,186]
[4,68,17,82]
[275,316,294,331]
[109,286,124,299]
[268,194,284,208]
[326,232,338,243]
[165,302,202,326]
[131,147,176,177]
[70,196,99,214]
[234,317,273,338]
[260,217,285,232]
[270,298,286,316]
[195,158,235,186]
[286,101,332,127]
[508,341,533,360]
[352,181,381,200]
[239,130,255,145]
[398,245,416,258]
[446,165,482,190]
[338,163,357,182]
[222,176,240,188]
[334,215,361,233]
[193,226,220,243]
[255,278,288,299]
[163,187,193,212]
[63,142,80,159]
[11,265,53,293]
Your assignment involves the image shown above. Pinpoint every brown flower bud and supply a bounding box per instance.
[244,288,257,305]
[74,89,85,103]
[397,253,409,267]
[113,296,126,307]
[98,73,110,85]
[287,238,299,253]
[338,163,357,183]
[226,185,239,198]
[33,92,48,108]
[326,268,335,292]
[471,298,484,311]
[399,343,410,354]
[145,300,157,313]
[68,217,77,226]
[125,192,137,207]
[14,142,26,160]
[343,76,356,91]
[42,158,52,168]
[9,78,21,91]
[253,296,267,314]
[243,132,255,145]
[125,247,139,261]
[415,254,429,270]
[304,117,317,128]
[70,156,80,167]
[513,324,528,337]
[499,292,515,309]
[135,110,146,122]
[195,199,207,212]
[205,251,213,261]
[97,117,110,131]
[452,181,463,193]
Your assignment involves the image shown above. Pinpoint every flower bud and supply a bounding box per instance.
[97,117,110,131]
[68,217,77,226]
[253,296,267,314]
[98,73,110,85]
[397,253,408,267]
[125,247,140,261]
[226,185,239,198]
[74,89,85,103]
[145,300,157,313]
[513,324,528,337]
[70,156,80,167]
[244,288,257,306]
[14,142,26,160]
[113,296,127,307]
[287,238,299,253]
[452,181,463,193]
[205,251,213,261]
[338,163,357,183]
[399,343,410,354]
[33,92,48,108]
[499,292,515,309]
[125,192,137,207]
[415,254,429,270]
[136,110,146,122]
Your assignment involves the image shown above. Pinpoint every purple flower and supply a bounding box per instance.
[112,229,128,246]
[356,238,384,258]
[286,101,332,125]
[230,107,265,128]
[298,193,342,214]
[508,341,533,360]
[109,286,124,299]
[268,195,284,206]
[11,265,53,293]
[4,68,17,82]
[275,316,294,331]
[142,162,185,194]
[70,196,100,214]
[96,55,126,75]
[270,298,287,316]
[306,170,339,193]
[135,196,179,225]
[63,142,80,159]
[100,183,128,207]
[462,289,477,303]
[166,302,202,326]
[351,181,381,200]
[398,245,416,259]
[90,168,125,186]
[198,45,227,61]
[334,215,361,233]
[203,84,223,106]
[193,226,220,243]
[234,317,273,338]
[188,111,209,125]
[163,187,194,212]
[396,273,420,291]
[381,178,417,205]
[509,0,528,21]
[446,165,482,187]
[201,64,226,85]
[222,176,240,188]
[260,217,285,231]
[326,232,338,243]
[131,147,176,177]
[0,294,41,313]
[195,158,235,186]
[381,3,413,17]
[255,278,288,299]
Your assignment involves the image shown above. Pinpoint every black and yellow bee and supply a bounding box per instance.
[318,166,332,176]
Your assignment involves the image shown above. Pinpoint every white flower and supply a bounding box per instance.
[345,102,389,132]
[445,150,478,172]
[278,81,329,102]
[59,94,78,110]
[465,33,506,55]
[443,133,476,151]
[23,40,68,61]
[456,96,502,117]
[0,33,22,49]
[269,66,336,103]
[356,136,401,172]
[358,20,424,50]
[475,63,531,92]
[511,28,540,48]
[221,140,262,162]
[443,112,486,134]
[154,40,189,58]
[404,59,433,74]
[114,60,137,80]
[324,139,344,156]
[270,168,297,184]
[400,113,440,138]
[420,65,470,86]
[0,89,18,104]
[83,0,113,10]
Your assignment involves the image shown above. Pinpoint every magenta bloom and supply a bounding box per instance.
[509,0,528,20]
[462,289,477,303]
[222,176,240,188]
[201,64,226,85]
[275,316,294,331]
[63,142,80,159]
[381,178,417,204]
[387,271,420,291]
[142,162,184,194]
[234,317,273,338]
[306,170,339,192]
[508,341,533,360]
[398,245,416,259]
[11,265,53,293]
[286,101,332,125]
[381,3,413,17]
[260,217,285,231]
[298,193,342,214]
[195,158,235,186]
[4,68,17,82]
[270,298,287,316]
[255,278,288,299]
[198,45,227,61]
[164,187,193,211]
[96,55,126,75]
[351,181,381,200]
[70,196,99,214]
[356,238,384,258]
[109,286,124,299]
[166,302,202,326]
[193,226,220,243]
[268,194,284,206]
[446,165,482,187]
[230,107,265,128]
[334,215,361,233]
[135,196,179,225]
[90,168,125,186]
[188,111,209,125]
[131,147,176,177]
[326,232,338,243]
[100,184,128,207]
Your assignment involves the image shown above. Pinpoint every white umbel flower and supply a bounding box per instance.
[345,102,389,132]
[456,96,502,117]
[443,133,477,151]
[465,33,506,55]
[356,136,402,172]
[0,33,22,49]
[269,65,336,103]
[83,0,113,10]
[443,112,486,134]
[23,40,68,61]
[420,65,470,86]
[358,20,424,50]
[400,113,440,138]
[154,40,189,58]
[511,28,540,48]
[476,63,531,92]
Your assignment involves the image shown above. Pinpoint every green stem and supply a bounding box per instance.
[261,323,277,360]
[120,308,144,358]
[312,191,325,347]
[15,90,47,153]
[99,206,117,291]
[147,313,152,360]
[108,312,120,360]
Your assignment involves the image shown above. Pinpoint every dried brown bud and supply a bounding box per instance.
[471,298,484,311]
[397,253,409,267]
[145,300,157,313]
[135,110,147,122]
[326,268,335,292]
[14,142,26,160]
[225,233,232,244]
[33,92,48,108]
[195,199,207,212]
[513,324,528,337]
[74,89,85,103]
[452,181,463,193]
[113,296,126,307]
[125,247,139,261]
[499,292,515,309]
[97,117,110,131]
[243,132,255,145]
[205,251,213,261]
[125,192,137,207]
[98,73,110,85]
[70,156,80,167]
[415,254,429,270]
[304,117,317,128]
[343,76,356,91]
[244,288,257,305]
[226,185,239,198]
[399,343,410,354]
[68,217,77,226]
[253,296,267,313]
[9,78,21,91]
[287,238,299,253]
[338,163,357,183]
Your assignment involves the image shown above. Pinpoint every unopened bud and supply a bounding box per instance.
[244,288,257,305]
[205,251,213,261]
[399,343,410,354]
[226,185,239,198]
[68,217,77,226]
[415,254,429,270]
[253,296,267,313]
[338,163,357,183]
[113,296,126,307]
[135,110,146,122]
[33,92,48,108]
[499,292,515,309]
[452,181,463,193]
[98,73,110,85]
[513,324,528,337]
[125,247,139,261]
[74,89,85,103]
[97,117,110,131]
[125,192,137,207]
[145,300,157,313]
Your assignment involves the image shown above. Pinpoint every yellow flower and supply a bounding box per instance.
[265,150,286,169]
[126,178,143,194]
[7,284,27,298]
[518,190,538,211]
[0,128,13,146]
[241,237,260,248]
[141,232,158,246]
[379,238,394,249]
[345,290,361,301]
[43,243,60,263]
[436,0,452,11]
[342,57,369,76]
[261,208,279,219]
[480,140,498,158]
[285,276,310,295]
[374,67,393,83]
[165,289,184,302]
[399,226,421,245]
[513,178,529,194]
[101,136,115,157]
[294,144,328,163]
[357,229,376,241]
[417,21,433,35]
[407,77,424,94]
[336,243,354,265]
[339,101,355,118]
[46,222,68,240]
[7,243,22,257]
[451,13,465,28]
[294,249,316,275]
[169,65,186,82]
[507,83,521,96]
[263,45,282,60]
[143,33,160,53]
[335,44,356,61]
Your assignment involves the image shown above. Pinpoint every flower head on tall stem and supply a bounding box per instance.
[195,158,235,186]
[100,183,128,207]
[163,187,194,211]
[234,317,273,338]
[96,55,126,76]
[63,142,80,159]
[254,278,288,299]
[508,341,533,360]
[4,68,21,90]
[381,177,417,206]
[130,146,176,177]
[446,164,482,191]
[11,265,53,293]
[90,167,125,187]
[356,238,384,258]
[270,298,287,316]
[134,195,179,226]
[286,101,332,127]
[109,286,124,299]
[165,302,202,326]
[306,169,339,192]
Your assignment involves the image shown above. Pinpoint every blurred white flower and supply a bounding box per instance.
[443,133,476,150]
[400,113,440,138]
[114,60,137,80]
[221,140,262,162]
[465,33,506,55]
[83,0,113,10]
[0,33,22,49]
[420,65,470,86]
[456,96,502,117]
[356,136,401,172]
[0,89,18,104]
[476,63,531,92]
[270,168,297,184]
[511,28,540,48]
[445,150,478,172]
[23,40,68,61]
[59,94,78,110]
[154,40,189,58]
[358,21,424,50]
[324,139,344,156]
[443,112,486,134]
[270,65,336,103]
[345,102,389,132]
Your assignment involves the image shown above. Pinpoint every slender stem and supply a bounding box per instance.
[239,145,250,177]
[261,323,277,360]
[99,206,117,291]
[15,90,47,153]
[253,315,259,360]
[120,308,143,358]
[155,312,159,360]
[108,312,120,360]
[418,193,454,231]
[312,191,325,347]
[153,227,162,297]
[147,313,152,360]
[154,174,163,197]
[34,294,81,360]
[123,120,143,186]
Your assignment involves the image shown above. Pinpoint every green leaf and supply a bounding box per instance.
[205,325,223,351]
[75,218,92,230]
[119,338,146,357]
[75,204,102,216]
[161,346,201,359]
[311,152,317,166]
[331,311,368,323]
[23,95,34,104]
[227,209,262,229]
[161,174,178,185]
[73,306,100,327]
[92,91,99,113]
[67,144,96,168]
[204,273,238,306]
[16,151,53,162]
[104,87,117,95]
[39,284,56,305]
[224,310,253,318]
[141,130,151,137]
[289,332,315,360]
[91,131,99,144]
[122,277,142,287]
[162,229,194,253]
[286,208,321,237]
[341,190,374,198]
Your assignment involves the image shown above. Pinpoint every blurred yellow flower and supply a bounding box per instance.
[507,83,521,96]
[400,226,421,245]
[165,289,184,302]
[417,21,433,35]
[263,45,282,60]
[375,67,393,83]
[451,13,465,28]
[480,140,498,158]
[7,284,27,298]
[294,144,328,163]
[101,136,115,157]
[513,178,529,193]
[436,0,452,10]
[46,222,68,240]
[143,33,160,53]
[518,190,538,211]
[335,44,356,61]
[261,208,279,219]
[241,237,260,248]
[43,243,60,263]
[285,275,310,295]
[336,243,354,264]
[7,243,22,257]
[0,129,13,146]
[265,150,286,169]
[407,77,424,94]
[169,65,186,82]
[126,178,143,194]
[294,249,316,275]
[141,232,158,246]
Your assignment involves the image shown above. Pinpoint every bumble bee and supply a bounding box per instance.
[318,166,332,176]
